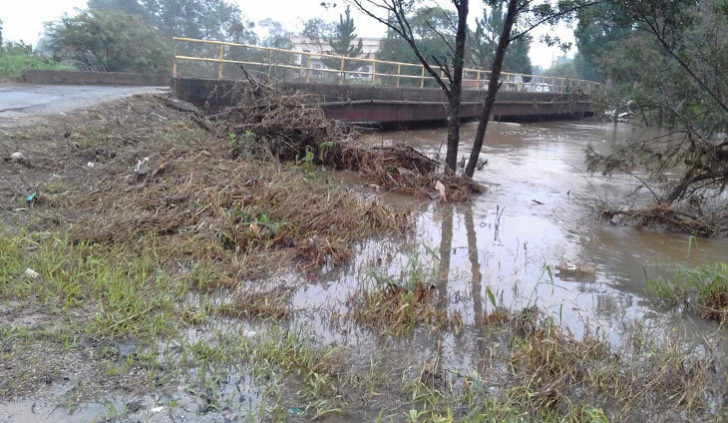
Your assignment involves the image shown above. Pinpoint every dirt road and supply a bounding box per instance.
[0,83,167,126]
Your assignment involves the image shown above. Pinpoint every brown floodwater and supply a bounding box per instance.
[292,119,728,360]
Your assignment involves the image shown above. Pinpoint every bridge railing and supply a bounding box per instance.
[172,37,601,94]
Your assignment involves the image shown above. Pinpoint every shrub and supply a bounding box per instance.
[44,10,170,73]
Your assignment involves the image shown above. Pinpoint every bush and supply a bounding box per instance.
[0,42,72,81]
[45,10,170,73]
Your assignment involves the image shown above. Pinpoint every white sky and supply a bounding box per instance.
[0,0,574,68]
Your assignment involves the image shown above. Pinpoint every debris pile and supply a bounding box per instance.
[211,73,483,200]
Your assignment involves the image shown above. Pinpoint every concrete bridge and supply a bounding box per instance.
[173,78,595,126]
[171,37,599,126]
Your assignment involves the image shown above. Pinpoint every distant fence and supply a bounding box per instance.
[172,37,601,94]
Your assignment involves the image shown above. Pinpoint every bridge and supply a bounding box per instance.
[171,37,600,125]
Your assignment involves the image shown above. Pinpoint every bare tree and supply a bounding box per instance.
[464,0,603,177]
[349,0,469,174]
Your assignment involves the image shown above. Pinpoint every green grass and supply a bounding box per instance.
[0,229,189,339]
[0,49,73,81]
[647,262,728,321]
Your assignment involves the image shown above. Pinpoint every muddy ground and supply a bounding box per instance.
[1,94,728,422]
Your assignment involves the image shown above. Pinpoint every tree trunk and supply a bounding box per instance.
[445,95,461,174]
[464,0,518,177]
[444,0,469,174]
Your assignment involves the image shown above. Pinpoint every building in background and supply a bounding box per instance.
[289,36,381,79]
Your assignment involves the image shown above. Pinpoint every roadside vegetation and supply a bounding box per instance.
[0,42,71,81]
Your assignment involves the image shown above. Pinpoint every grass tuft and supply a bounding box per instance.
[647,263,728,321]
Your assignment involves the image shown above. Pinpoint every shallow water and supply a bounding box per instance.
[294,119,728,350]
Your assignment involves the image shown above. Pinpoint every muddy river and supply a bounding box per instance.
[291,120,728,396]
[295,121,728,334]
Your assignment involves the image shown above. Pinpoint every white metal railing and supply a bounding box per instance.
[172,37,601,94]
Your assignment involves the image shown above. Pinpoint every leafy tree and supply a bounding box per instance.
[329,6,363,57]
[464,0,601,177]
[0,18,3,46]
[376,7,457,67]
[585,0,728,232]
[573,2,632,81]
[301,18,335,43]
[45,10,170,73]
[89,0,258,43]
[323,6,363,71]
[88,0,150,18]
[259,19,292,49]
[470,5,533,74]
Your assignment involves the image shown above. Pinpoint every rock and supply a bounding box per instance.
[126,400,143,413]
[118,339,137,358]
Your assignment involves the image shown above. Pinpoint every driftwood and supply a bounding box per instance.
[210,69,483,200]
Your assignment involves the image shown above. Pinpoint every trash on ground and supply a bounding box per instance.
[556,261,596,276]
[435,180,447,202]
[133,157,150,176]
[9,152,31,166]
[24,268,40,279]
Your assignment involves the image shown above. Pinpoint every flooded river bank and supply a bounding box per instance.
[4,105,728,422]
[296,120,728,341]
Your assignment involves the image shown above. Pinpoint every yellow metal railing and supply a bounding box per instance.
[172,37,601,94]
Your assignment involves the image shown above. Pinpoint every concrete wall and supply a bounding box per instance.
[24,70,170,87]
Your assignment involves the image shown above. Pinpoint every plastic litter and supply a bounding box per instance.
[25,268,40,279]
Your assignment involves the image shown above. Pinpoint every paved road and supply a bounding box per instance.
[0,83,168,125]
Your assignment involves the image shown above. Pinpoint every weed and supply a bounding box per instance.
[350,250,439,335]
[216,290,291,320]
[0,43,72,81]
[647,263,728,321]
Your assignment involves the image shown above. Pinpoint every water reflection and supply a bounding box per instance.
[436,203,453,311]
[462,203,484,324]
[362,121,728,341]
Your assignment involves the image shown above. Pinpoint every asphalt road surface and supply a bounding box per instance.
[0,83,168,126]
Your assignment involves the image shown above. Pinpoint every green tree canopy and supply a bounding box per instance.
[45,10,170,73]
[302,19,328,42]
[88,0,150,18]
[329,6,363,57]
[88,0,257,43]
[376,6,456,68]
[470,5,532,74]
[573,2,633,81]
[259,18,292,49]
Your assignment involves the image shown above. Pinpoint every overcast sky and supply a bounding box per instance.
[1,0,574,69]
